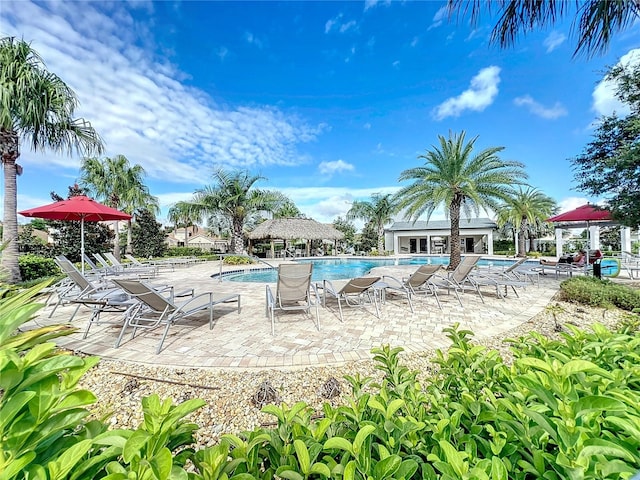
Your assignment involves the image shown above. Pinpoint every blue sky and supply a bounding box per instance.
[2,1,639,227]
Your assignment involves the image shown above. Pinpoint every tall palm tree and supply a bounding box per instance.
[496,187,556,257]
[447,1,640,58]
[167,201,199,247]
[347,193,398,254]
[79,154,157,259]
[0,37,103,282]
[184,169,286,254]
[395,131,527,270]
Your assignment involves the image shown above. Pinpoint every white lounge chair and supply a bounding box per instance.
[322,276,381,322]
[266,263,319,335]
[381,264,443,311]
[429,256,482,306]
[112,278,241,354]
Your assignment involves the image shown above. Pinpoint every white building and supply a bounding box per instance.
[385,218,497,255]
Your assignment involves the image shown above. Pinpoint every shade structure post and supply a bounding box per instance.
[81,217,85,274]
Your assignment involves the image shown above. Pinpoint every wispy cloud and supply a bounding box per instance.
[432,66,501,120]
[325,13,358,34]
[591,48,640,116]
[216,46,229,61]
[364,0,391,12]
[318,160,355,176]
[278,186,400,223]
[428,5,448,30]
[410,36,419,47]
[513,95,568,119]
[543,31,566,53]
[244,31,264,48]
[2,1,322,185]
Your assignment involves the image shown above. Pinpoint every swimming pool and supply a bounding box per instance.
[217,257,536,283]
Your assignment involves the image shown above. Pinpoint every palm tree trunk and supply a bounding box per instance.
[113,220,120,260]
[231,218,244,254]
[126,219,133,254]
[1,129,22,283]
[449,196,462,270]
[518,219,528,257]
[377,223,385,254]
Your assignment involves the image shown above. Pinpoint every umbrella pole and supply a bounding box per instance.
[81,218,85,275]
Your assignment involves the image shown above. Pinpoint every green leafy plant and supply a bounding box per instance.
[18,254,60,282]
[560,276,640,311]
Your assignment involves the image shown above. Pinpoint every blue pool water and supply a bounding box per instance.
[219,257,537,283]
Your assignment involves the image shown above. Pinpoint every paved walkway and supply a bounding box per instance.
[33,258,563,369]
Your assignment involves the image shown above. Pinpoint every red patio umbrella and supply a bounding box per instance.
[19,195,131,273]
[546,204,613,263]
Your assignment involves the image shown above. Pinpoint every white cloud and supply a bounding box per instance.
[216,46,229,61]
[543,31,566,53]
[244,31,264,48]
[432,66,501,120]
[364,0,391,12]
[513,95,568,119]
[278,186,400,223]
[318,160,355,176]
[592,48,640,116]
[410,36,419,47]
[340,20,357,33]
[2,1,322,185]
[363,123,371,130]
[325,13,357,34]
[428,5,448,30]
[392,60,400,68]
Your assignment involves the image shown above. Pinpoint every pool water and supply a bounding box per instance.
[219,257,536,283]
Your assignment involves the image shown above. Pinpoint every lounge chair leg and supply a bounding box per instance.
[157,321,173,354]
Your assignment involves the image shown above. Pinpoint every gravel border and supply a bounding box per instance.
[77,295,631,448]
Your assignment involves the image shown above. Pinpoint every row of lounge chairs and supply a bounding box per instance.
[267,256,538,334]
[47,255,240,354]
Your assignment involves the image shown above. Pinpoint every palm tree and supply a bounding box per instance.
[167,201,199,248]
[395,131,527,270]
[274,199,304,219]
[347,193,398,254]
[496,187,556,257]
[183,169,286,254]
[0,37,103,282]
[79,155,157,259]
[447,1,640,58]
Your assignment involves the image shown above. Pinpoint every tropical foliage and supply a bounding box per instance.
[496,187,556,256]
[182,169,286,254]
[447,1,640,58]
[572,61,640,229]
[79,154,158,258]
[2,273,639,479]
[347,193,398,254]
[167,201,199,247]
[0,37,103,283]
[396,131,527,269]
[131,208,167,258]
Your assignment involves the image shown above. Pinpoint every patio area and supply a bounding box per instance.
[32,258,563,368]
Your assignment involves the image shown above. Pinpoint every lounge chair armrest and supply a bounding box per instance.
[323,279,337,297]
[381,275,404,289]
[175,292,213,311]
[266,284,275,307]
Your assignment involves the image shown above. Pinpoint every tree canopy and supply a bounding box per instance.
[396,131,527,269]
[1,37,102,282]
[572,61,640,229]
[447,1,640,58]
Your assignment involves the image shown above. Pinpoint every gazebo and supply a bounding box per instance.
[545,204,633,257]
[247,218,344,258]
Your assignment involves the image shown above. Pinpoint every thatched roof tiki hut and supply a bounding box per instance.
[247,218,344,258]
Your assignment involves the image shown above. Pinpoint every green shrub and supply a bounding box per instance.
[223,255,254,265]
[18,254,60,281]
[560,276,640,311]
[166,247,205,257]
[0,282,208,479]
